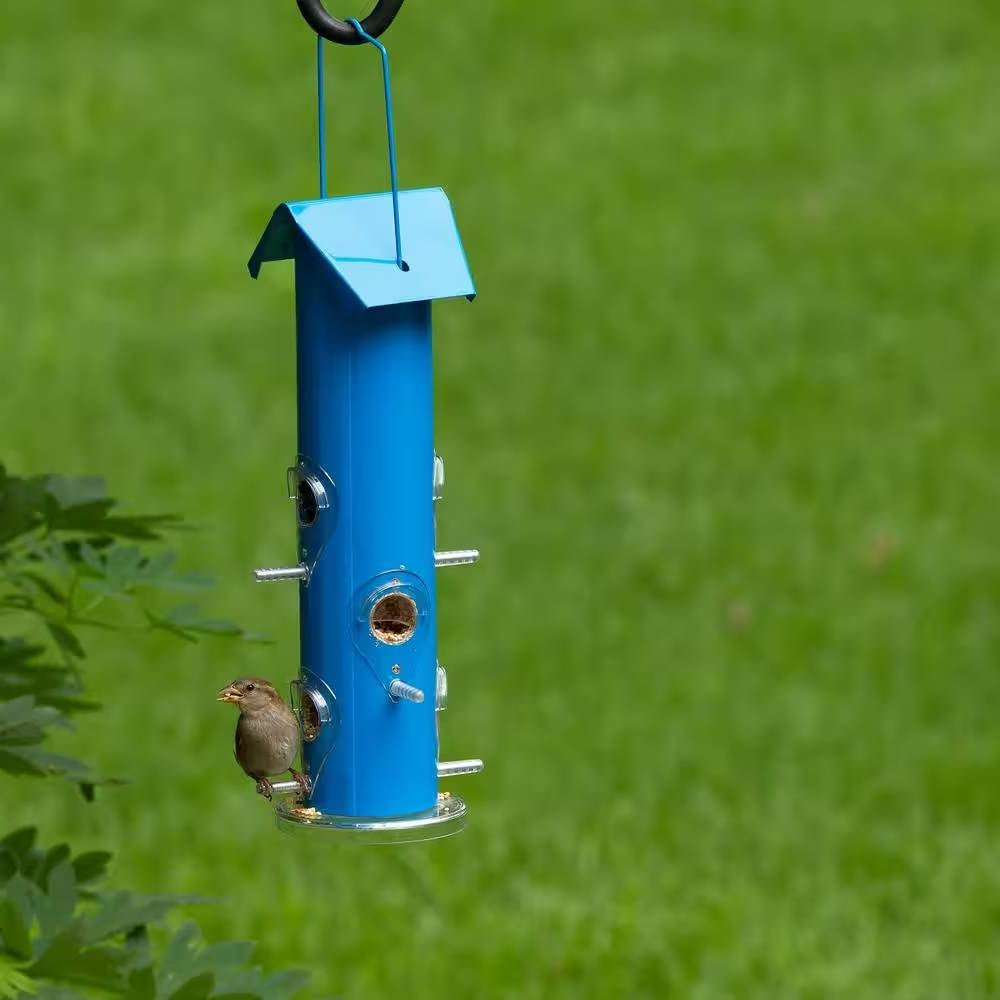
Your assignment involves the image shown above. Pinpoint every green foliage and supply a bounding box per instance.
[0,465,261,656]
[0,697,85,782]
[0,467,262,785]
[0,469,310,999]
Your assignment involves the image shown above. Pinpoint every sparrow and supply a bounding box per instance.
[217,677,308,800]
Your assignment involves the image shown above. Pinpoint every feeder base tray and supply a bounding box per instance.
[274,792,466,844]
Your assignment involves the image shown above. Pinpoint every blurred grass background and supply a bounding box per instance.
[2,0,1000,996]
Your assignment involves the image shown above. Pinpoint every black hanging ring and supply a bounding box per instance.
[296,0,405,45]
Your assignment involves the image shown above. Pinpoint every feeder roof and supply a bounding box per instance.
[248,187,475,309]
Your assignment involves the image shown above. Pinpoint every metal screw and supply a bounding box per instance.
[253,565,308,583]
[437,758,484,778]
[391,664,401,674]
[435,549,480,567]
[388,679,424,704]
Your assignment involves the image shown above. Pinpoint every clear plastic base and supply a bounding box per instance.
[274,791,467,844]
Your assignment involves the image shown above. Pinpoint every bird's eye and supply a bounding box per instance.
[245,683,255,692]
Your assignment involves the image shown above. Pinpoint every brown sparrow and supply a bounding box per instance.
[217,677,307,800]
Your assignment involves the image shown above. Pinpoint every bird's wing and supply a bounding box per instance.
[234,716,254,777]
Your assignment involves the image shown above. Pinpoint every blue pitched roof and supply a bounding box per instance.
[248,187,475,309]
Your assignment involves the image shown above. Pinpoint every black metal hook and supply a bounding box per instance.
[296,0,405,45]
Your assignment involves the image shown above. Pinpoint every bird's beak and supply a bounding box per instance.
[217,684,241,704]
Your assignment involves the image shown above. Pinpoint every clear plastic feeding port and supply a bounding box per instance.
[285,463,330,528]
[296,479,319,526]
[290,680,331,743]
[369,591,418,644]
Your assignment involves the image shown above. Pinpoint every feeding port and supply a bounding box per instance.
[369,592,418,644]
[290,680,332,744]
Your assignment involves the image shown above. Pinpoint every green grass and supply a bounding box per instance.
[3,0,1000,996]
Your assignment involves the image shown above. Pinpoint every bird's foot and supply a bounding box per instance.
[290,768,312,798]
[255,777,274,801]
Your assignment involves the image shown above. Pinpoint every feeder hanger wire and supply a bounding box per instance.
[345,18,405,271]
[309,1,407,271]
[297,0,404,45]
[310,0,404,197]
[316,35,327,199]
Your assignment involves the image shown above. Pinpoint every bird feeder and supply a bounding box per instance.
[247,0,482,842]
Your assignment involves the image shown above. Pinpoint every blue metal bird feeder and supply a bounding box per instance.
[248,1,482,842]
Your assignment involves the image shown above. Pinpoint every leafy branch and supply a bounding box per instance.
[0,828,308,999]
[0,465,313,998]
[0,466,262,654]
[0,466,263,784]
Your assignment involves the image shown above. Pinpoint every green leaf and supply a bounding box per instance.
[49,507,178,544]
[156,923,200,995]
[156,931,309,1000]
[0,698,94,782]
[0,751,50,778]
[11,574,65,608]
[20,538,70,577]
[0,698,67,745]
[122,924,151,971]
[0,469,175,544]
[213,969,311,1000]
[166,972,215,1000]
[83,892,203,946]
[0,679,94,717]
[43,476,107,510]
[0,851,17,886]
[1,876,37,958]
[74,544,210,598]
[0,831,36,865]
[124,963,156,1000]
[0,698,90,779]
[0,641,43,671]
[0,595,32,612]
[74,542,104,575]
[0,955,37,999]
[0,891,32,959]
[83,514,181,541]
[26,923,128,991]
[259,970,312,997]
[34,861,75,937]
[0,746,90,781]
[40,476,177,542]
[45,500,118,535]
[189,941,255,969]
[71,852,111,887]
[31,987,86,1000]
[0,469,48,546]
[44,625,85,665]
[104,546,143,580]
[142,610,197,644]
[150,607,268,644]
[0,641,94,715]
[35,846,71,892]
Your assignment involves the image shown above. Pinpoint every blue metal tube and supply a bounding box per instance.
[294,235,437,817]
